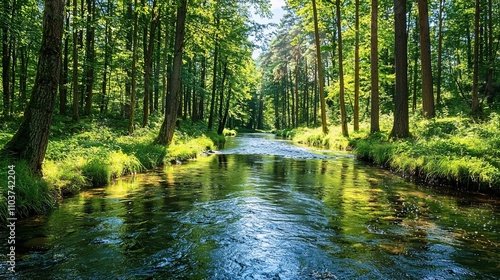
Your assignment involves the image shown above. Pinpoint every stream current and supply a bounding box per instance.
[1,133,499,279]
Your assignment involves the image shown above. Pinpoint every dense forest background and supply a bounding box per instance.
[0,0,500,218]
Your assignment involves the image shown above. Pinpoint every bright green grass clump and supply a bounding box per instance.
[0,116,222,223]
[288,113,500,191]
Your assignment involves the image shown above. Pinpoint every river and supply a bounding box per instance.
[1,133,499,279]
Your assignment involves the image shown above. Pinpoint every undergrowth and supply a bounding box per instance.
[285,113,500,191]
[0,116,225,223]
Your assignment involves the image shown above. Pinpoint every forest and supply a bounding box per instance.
[1,0,500,222]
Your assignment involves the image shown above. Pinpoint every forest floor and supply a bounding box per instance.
[277,113,500,194]
[0,115,226,223]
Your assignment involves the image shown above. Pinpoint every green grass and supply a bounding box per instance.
[286,113,500,191]
[0,116,223,223]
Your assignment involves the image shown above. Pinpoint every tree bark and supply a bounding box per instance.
[3,0,64,175]
[418,0,435,118]
[128,0,138,134]
[312,0,328,134]
[143,0,158,127]
[156,0,187,145]
[390,0,410,138]
[72,0,79,121]
[354,0,360,131]
[370,0,380,133]
[336,0,348,137]
[436,0,444,106]
[2,0,12,119]
[84,0,95,116]
[471,0,480,114]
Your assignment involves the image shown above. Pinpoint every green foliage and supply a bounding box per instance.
[287,113,500,191]
[0,158,54,223]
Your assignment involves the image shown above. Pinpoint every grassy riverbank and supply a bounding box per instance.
[277,113,500,192]
[0,116,226,223]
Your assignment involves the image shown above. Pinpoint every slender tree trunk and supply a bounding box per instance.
[418,0,435,118]
[208,19,219,131]
[72,0,79,121]
[3,0,64,175]
[436,0,445,106]
[390,0,410,138]
[370,0,380,133]
[336,0,348,137]
[143,0,158,127]
[198,56,206,121]
[2,0,12,119]
[156,0,187,145]
[84,0,95,116]
[312,0,328,134]
[471,0,480,114]
[354,0,360,131]
[128,0,138,134]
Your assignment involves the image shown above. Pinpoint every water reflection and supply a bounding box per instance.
[1,134,499,279]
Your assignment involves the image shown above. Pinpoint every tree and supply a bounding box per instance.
[471,0,480,114]
[3,0,64,175]
[312,0,328,135]
[72,0,79,121]
[354,0,360,131]
[336,0,348,137]
[128,0,139,134]
[390,0,410,138]
[418,0,435,118]
[156,0,187,145]
[370,0,380,133]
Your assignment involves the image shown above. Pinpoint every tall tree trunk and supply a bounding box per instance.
[3,0,64,175]
[471,0,480,114]
[72,0,79,121]
[436,0,445,106]
[312,0,328,134]
[156,0,187,145]
[418,0,435,118]
[354,0,360,131]
[217,81,231,135]
[198,56,206,121]
[143,0,158,127]
[59,4,70,115]
[128,0,138,134]
[390,0,410,138]
[208,21,219,131]
[100,0,111,114]
[2,0,11,119]
[84,0,95,116]
[370,0,380,133]
[336,0,348,137]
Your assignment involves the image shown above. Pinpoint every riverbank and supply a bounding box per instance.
[0,116,226,223]
[277,114,500,193]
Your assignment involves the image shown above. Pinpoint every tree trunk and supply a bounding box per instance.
[471,0,480,114]
[2,0,11,119]
[336,0,348,137]
[143,0,158,127]
[390,0,410,138]
[208,23,219,131]
[370,0,380,133]
[156,0,187,145]
[418,0,435,118]
[354,0,360,131]
[72,0,79,121]
[436,0,445,106]
[128,0,138,134]
[312,0,328,134]
[84,0,95,116]
[3,0,64,175]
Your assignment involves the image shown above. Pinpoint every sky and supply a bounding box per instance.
[250,0,286,59]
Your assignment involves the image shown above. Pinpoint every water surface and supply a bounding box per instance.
[1,133,499,279]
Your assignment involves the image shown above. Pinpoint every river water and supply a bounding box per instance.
[1,133,500,279]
